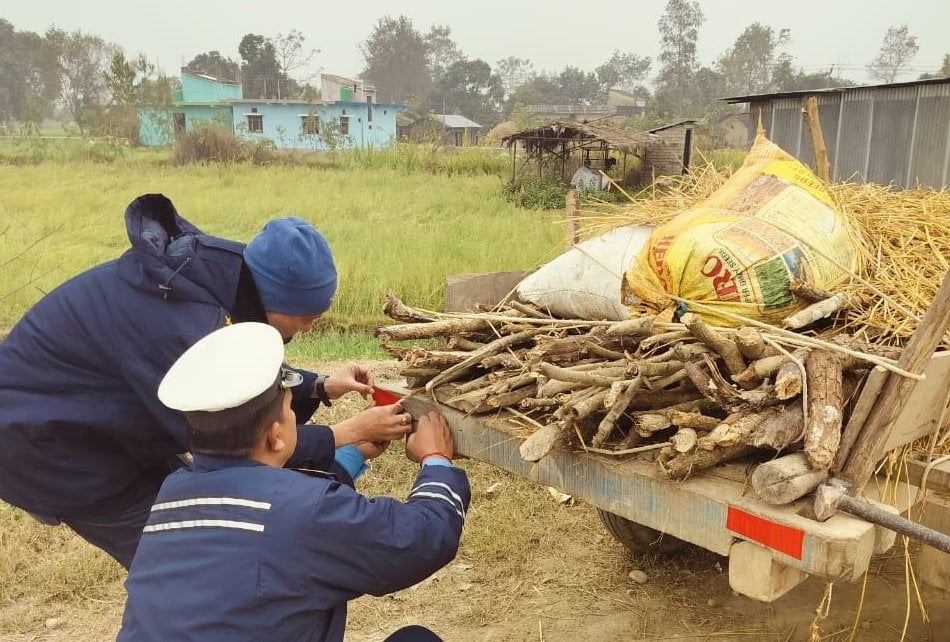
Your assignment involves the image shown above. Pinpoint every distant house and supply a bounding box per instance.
[722,77,950,189]
[607,89,647,117]
[401,114,483,146]
[524,89,647,120]
[433,114,482,146]
[138,72,405,151]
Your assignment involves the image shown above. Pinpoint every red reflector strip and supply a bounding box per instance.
[726,506,804,560]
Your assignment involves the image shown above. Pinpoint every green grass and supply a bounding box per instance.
[0,156,566,329]
[285,328,389,361]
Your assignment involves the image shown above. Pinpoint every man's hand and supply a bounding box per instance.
[354,440,390,461]
[405,412,454,464]
[331,404,413,447]
[323,363,374,400]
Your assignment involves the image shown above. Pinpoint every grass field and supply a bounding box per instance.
[0,149,571,359]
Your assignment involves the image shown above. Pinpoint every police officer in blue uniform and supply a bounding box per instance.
[0,194,413,568]
[118,322,469,642]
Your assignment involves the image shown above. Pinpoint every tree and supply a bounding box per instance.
[555,66,603,105]
[917,53,950,80]
[46,28,114,133]
[272,30,319,84]
[867,24,919,83]
[654,0,705,117]
[360,15,429,104]
[0,20,60,125]
[435,58,503,125]
[771,59,854,91]
[185,51,240,82]
[716,23,789,95]
[424,25,463,85]
[495,56,534,103]
[595,51,651,94]
[239,34,283,99]
[100,51,166,140]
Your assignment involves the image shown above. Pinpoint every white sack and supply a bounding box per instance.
[515,224,653,321]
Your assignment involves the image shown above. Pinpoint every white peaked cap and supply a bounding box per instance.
[158,322,285,412]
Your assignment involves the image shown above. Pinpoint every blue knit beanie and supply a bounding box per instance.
[243,217,337,316]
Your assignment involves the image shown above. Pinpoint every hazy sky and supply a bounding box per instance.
[3,1,948,86]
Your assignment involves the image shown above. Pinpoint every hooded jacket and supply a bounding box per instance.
[0,194,333,518]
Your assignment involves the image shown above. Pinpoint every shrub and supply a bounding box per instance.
[503,175,566,210]
[172,122,281,166]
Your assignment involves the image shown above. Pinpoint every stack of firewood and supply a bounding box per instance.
[375,293,912,487]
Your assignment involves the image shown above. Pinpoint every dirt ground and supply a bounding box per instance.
[2,362,948,641]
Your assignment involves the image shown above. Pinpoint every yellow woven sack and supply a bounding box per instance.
[622,129,861,326]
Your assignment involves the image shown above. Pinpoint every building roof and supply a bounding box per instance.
[721,76,950,103]
[501,120,660,155]
[181,68,240,86]
[434,114,482,129]
[320,73,376,92]
[647,119,697,133]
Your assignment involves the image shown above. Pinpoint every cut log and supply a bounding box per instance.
[376,317,491,341]
[671,428,698,453]
[605,316,656,337]
[749,402,804,450]
[486,385,539,410]
[699,411,758,449]
[735,327,778,361]
[592,378,643,447]
[783,294,856,330]
[775,348,809,400]
[383,293,437,323]
[668,410,722,430]
[662,444,756,480]
[733,355,787,386]
[520,422,568,461]
[425,329,540,391]
[536,362,629,387]
[681,313,746,376]
[804,350,844,469]
[752,452,829,505]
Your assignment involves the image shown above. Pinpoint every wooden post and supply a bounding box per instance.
[803,96,830,182]
[840,269,950,492]
[565,188,579,249]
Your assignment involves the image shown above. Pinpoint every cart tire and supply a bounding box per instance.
[596,509,689,556]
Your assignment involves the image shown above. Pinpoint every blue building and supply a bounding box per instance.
[138,71,403,151]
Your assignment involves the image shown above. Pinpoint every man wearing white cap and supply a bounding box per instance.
[0,193,411,568]
[118,323,469,642]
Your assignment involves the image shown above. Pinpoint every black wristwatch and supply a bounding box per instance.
[313,374,332,407]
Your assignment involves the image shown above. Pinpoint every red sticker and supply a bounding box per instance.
[371,388,401,406]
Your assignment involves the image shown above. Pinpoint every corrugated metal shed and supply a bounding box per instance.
[723,78,950,189]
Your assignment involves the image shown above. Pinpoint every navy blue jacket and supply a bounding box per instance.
[118,455,470,641]
[0,194,332,518]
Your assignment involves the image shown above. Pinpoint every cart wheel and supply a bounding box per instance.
[596,509,689,556]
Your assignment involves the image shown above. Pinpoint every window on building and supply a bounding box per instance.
[339,116,349,135]
[247,114,263,133]
[301,115,319,135]
[367,95,373,122]
[173,113,185,135]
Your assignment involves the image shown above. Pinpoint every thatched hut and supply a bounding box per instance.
[501,120,680,187]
